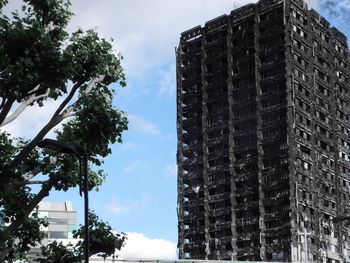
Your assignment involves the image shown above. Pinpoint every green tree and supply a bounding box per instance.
[74,211,127,258]
[0,0,128,261]
[38,241,80,263]
[37,211,127,263]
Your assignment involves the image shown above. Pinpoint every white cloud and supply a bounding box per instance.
[0,0,323,138]
[67,0,320,78]
[117,82,150,102]
[68,0,259,76]
[308,0,320,8]
[105,200,136,215]
[104,193,151,216]
[319,0,350,23]
[128,114,160,136]
[119,142,141,152]
[3,0,322,78]
[118,232,177,260]
[7,0,322,71]
[122,160,143,174]
[164,163,177,178]
[158,63,176,97]
[1,98,64,138]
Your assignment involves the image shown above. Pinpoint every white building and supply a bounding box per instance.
[30,201,78,257]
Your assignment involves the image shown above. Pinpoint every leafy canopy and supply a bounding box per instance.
[0,0,128,261]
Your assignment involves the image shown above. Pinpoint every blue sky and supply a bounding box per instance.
[2,0,350,259]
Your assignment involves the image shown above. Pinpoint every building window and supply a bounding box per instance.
[49,231,68,239]
[48,218,69,225]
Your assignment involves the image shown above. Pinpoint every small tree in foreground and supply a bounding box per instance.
[37,211,127,263]
[0,0,128,261]
[73,211,127,258]
[39,242,80,263]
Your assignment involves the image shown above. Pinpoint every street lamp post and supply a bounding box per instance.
[38,138,90,263]
[83,153,89,263]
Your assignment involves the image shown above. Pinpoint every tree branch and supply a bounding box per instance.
[58,75,105,120]
[10,81,85,169]
[0,98,15,126]
[3,179,55,242]
[60,111,76,120]
[11,114,63,168]
[59,100,80,119]
[0,88,10,111]
[59,99,80,119]
[53,80,85,117]
[22,156,59,182]
[22,166,43,181]
[0,97,5,110]
[22,84,41,97]
[83,75,105,94]
[0,84,45,126]
[24,180,49,185]
[0,87,49,128]
[10,77,103,191]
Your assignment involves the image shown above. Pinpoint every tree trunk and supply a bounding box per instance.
[0,98,14,125]
[0,179,56,259]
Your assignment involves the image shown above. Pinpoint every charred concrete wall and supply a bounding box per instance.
[176,0,350,262]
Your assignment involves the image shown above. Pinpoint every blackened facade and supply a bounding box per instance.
[176,0,350,261]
